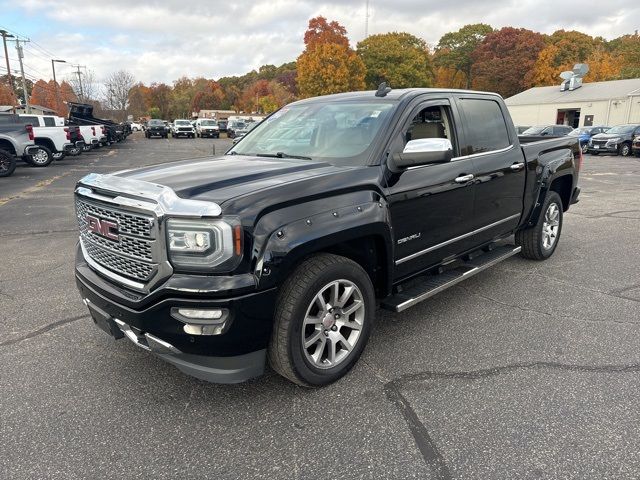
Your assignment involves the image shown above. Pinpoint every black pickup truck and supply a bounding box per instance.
[68,102,126,144]
[74,87,581,386]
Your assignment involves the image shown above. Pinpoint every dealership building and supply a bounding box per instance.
[505,78,640,129]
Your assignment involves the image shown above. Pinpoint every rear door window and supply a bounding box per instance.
[43,116,56,127]
[19,115,40,126]
[457,98,510,155]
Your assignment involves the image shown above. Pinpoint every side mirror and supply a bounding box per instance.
[391,138,453,169]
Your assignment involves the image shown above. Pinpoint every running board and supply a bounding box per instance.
[381,245,521,312]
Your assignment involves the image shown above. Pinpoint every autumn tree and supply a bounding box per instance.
[297,17,365,97]
[432,66,467,89]
[435,24,494,89]
[608,34,640,79]
[471,27,546,98]
[29,79,53,109]
[191,78,225,112]
[304,16,349,49]
[128,83,152,119]
[0,82,17,105]
[148,83,172,119]
[357,32,433,89]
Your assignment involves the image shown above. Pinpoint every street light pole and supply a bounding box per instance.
[51,59,66,114]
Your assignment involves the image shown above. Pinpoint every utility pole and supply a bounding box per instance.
[0,30,14,92]
[51,59,66,113]
[73,64,84,101]
[14,38,30,113]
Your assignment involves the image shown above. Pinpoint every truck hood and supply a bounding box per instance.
[592,133,625,140]
[117,155,370,207]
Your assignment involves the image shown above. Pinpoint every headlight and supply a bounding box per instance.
[607,137,621,143]
[166,218,243,272]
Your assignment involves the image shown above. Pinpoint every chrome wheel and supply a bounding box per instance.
[542,203,560,250]
[32,148,50,165]
[620,143,630,156]
[581,143,588,154]
[302,279,365,370]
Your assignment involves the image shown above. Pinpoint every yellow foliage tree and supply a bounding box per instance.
[433,65,467,89]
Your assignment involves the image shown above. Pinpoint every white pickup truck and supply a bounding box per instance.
[17,114,85,167]
[47,115,105,153]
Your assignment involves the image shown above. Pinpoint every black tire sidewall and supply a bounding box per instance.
[619,143,631,156]
[284,261,375,386]
[0,150,16,177]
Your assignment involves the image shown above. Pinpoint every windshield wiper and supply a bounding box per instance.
[256,152,312,160]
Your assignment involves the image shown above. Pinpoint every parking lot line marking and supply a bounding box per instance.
[0,171,73,207]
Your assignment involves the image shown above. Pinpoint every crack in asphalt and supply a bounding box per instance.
[0,228,78,238]
[382,360,640,480]
[0,314,88,348]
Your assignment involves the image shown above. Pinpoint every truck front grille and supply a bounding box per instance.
[75,198,158,283]
[592,140,608,147]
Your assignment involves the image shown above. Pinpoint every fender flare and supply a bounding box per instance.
[251,193,393,294]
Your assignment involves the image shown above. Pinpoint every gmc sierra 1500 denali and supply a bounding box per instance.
[74,87,581,386]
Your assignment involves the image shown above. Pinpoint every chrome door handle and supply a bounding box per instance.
[510,162,525,171]
[454,174,474,183]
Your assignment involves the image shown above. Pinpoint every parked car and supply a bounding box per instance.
[569,126,610,153]
[17,114,84,167]
[145,119,168,138]
[588,124,640,156]
[521,125,573,137]
[195,119,220,138]
[171,119,196,138]
[74,87,581,386]
[0,114,40,177]
[130,122,143,132]
[632,132,640,157]
[227,121,247,139]
[217,120,228,133]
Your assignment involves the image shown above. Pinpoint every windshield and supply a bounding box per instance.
[175,120,191,126]
[607,125,636,134]
[148,120,164,126]
[229,101,395,165]
[200,120,216,126]
[522,126,547,135]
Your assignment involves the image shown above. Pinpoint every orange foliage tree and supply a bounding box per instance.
[297,17,365,98]
[0,82,17,105]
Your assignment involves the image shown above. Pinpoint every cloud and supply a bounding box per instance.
[4,0,639,86]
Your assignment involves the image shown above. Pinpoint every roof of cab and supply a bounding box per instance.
[292,88,502,104]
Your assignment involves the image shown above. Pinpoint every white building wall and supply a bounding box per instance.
[506,97,636,128]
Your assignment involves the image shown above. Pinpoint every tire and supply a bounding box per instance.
[52,152,66,161]
[581,143,588,154]
[30,145,53,167]
[516,191,563,260]
[0,149,16,177]
[82,144,92,152]
[268,253,375,387]
[591,151,598,156]
[619,142,631,157]
[68,147,82,156]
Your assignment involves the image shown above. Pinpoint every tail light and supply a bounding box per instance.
[64,127,71,140]
[25,124,34,141]
[91,126,96,136]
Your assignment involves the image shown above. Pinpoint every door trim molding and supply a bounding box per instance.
[395,213,521,265]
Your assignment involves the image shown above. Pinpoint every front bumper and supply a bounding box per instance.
[199,130,219,137]
[75,245,277,383]
[588,143,618,154]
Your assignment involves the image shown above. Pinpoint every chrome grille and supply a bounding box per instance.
[76,197,158,282]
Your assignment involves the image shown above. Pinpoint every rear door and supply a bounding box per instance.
[385,97,478,280]
[453,95,525,243]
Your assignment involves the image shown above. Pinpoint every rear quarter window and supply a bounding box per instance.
[43,117,56,127]
[458,98,510,155]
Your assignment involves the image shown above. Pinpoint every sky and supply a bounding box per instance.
[1,0,638,88]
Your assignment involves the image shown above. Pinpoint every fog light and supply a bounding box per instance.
[183,323,226,336]
[177,308,223,320]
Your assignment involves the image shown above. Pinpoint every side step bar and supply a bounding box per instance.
[381,245,521,312]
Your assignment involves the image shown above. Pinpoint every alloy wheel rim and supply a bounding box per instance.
[301,279,365,370]
[621,144,630,156]
[33,149,48,164]
[0,157,8,172]
[542,203,560,250]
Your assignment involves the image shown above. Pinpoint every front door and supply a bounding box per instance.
[384,98,477,281]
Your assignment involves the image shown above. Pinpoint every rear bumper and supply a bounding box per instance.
[24,145,40,156]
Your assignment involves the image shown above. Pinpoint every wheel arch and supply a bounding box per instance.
[0,139,17,156]
[34,137,56,152]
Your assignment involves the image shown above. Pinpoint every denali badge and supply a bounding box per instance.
[397,233,421,245]
[86,215,119,241]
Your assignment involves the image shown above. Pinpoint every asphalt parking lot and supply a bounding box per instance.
[1,134,640,479]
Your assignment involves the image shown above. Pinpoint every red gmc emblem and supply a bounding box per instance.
[86,214,119,241]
